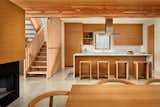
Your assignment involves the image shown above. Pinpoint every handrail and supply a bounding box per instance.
[24,26,45,78]
[30,18,42,32]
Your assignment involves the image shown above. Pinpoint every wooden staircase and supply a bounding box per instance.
[27,42,47,76]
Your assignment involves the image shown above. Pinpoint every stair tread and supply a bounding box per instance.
[33,61,47,62]
[27,71,46,75]
[31,66,47,68]
[37,56,46,57]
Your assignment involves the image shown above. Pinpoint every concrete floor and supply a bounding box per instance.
[8,68,160,107]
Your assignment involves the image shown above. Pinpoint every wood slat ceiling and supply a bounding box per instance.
[10,0,160,17]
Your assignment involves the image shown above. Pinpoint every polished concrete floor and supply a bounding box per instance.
[8,68,160,107]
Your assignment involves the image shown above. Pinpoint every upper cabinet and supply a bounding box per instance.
[83,24,105,32]
[82,24,143,46]
[112,24,143,45]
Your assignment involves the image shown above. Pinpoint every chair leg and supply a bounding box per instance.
[49,96,53,107]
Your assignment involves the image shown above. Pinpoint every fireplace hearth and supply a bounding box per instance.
[0,61,19,107]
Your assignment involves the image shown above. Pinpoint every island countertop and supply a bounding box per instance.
[74,52,152,57]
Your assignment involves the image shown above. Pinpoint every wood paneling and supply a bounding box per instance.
[47,18,62,78]
[83,24,105,32]
[65,23,83,67]
[148,25,154,69]
[0,0,25,64]
[10,0,160,17]
[113,24,143,45]
[75,56,147,78]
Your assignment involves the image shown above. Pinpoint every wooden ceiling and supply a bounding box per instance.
[10,0,160,17]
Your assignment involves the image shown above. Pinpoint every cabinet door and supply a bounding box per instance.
[65,23,83,67]
[112,24,143,45]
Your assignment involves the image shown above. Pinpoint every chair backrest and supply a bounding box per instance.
[145,79,160,85]
[28,91,70,107]
[96,79,135,85]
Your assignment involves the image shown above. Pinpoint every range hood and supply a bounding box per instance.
[105,18,120,36]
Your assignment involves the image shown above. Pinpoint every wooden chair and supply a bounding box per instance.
[97,61,110,79]
[133,61,150,80]
[96,79,135,85]
[28,91,70,107]
[79,61,92,79]
[145,79,160,85]
[115,61,129,79]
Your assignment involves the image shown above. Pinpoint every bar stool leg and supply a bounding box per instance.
[146,63,149,80]
[116,63,118,79]
[90,64,92,80]
[108,63,110,79]
[136,63,139,80]
[97,63,99,79]
[126,63,129,80]
[79,63,81,80]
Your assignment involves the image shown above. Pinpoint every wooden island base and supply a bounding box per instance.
[74,54,152,79]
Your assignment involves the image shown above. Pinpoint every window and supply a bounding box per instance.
[95,33,111,50]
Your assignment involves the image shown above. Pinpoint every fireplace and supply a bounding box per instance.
[0,61,19,107]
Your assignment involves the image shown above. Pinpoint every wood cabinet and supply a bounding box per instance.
[83,24,105,32]
[112,24,143,45]
[148,25,154,69]
[83,32,93,45]
[65,23,83,67]
[83,24,142,45]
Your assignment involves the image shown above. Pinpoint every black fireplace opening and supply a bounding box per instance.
[0,61,19,107]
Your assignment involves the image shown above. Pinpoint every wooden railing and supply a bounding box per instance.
[24,27,44,78]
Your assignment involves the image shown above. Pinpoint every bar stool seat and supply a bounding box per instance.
[96,61,110,79]
[79,61,92,79]
[115,61,129,79]
[133,61,150,80]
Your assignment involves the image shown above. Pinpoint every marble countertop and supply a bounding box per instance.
[74,52,152,57]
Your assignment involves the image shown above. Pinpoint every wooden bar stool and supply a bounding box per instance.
[97,61,110,79]
[79,61,92,79]
[133,61,150,80]
[115,61,129,80]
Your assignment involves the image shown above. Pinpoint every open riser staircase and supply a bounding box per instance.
[27,42,47,76]
[24,18,47,77]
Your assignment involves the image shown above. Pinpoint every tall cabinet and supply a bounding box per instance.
[65,23,83,67]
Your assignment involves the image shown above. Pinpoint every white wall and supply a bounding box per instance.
[154,19,160,73]
[41,18,48,41]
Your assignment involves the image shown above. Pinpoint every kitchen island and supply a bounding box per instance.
[73,53,153,79]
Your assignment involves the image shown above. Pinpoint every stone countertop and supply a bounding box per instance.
[74,52,152,57]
